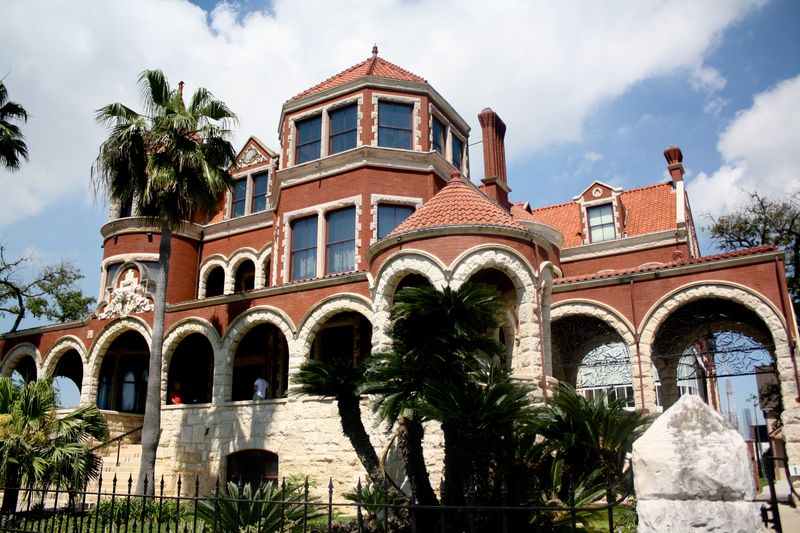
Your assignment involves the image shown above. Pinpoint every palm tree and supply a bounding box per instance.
[362,283,510,510]
[293,356,405,499]
[0,80,29,172]
[93,70,237,494]
[0,377,109,513]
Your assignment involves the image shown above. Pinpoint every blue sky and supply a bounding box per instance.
[1,0,799,412]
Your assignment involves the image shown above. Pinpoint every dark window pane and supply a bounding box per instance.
[378,204,414,239]
[252,172,268,212]
[295,115,321,164]
[233,178,247,217]
[432,118,445,155]
[291,216,317,280]
[326,207,355,274]
[451,136,463,169]
[330,105,358,155]
[378,101,413,149]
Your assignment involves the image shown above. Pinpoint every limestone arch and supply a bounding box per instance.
[638,281,795,416]
[198,255,228,298]
[220,306,296,401]
[449,246,538,375]
[1,342,42,379]
[297,293,373,356]
[162,318,222,404]
[85,316,152,404]
[372,250,447,348]
[255,244,273,289]
[228,248,260,294]
[43,336,88,376]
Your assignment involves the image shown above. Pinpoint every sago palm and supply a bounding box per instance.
[93,69,237,494]
[0,377,108,512]
[0,80,29,172]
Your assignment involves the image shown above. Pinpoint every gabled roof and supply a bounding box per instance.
[289,47,427,101]
[388,176,526,236]
[517,182,677,249]
[554,245,777,284]
[233,136,277,170]
[573,179,622,200]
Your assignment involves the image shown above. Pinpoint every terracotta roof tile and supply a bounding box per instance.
[519,182,677,249]
[554,245,777,285]
[388,177,526,236]
[290,51,426,102]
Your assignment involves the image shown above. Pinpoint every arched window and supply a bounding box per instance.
[231,324,289,401]
[227,450,279,486]
[311,312,372,364]
[234,260,255,292]
[205,266,225,297]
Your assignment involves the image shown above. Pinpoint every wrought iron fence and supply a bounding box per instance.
[0,473,631,533]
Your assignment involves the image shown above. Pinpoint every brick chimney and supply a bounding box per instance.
[478,108,511,209]
[664,146,684,184]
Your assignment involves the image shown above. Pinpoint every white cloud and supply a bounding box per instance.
[690,65,728,93]
[0,0,764,229]
[584,151,603,163]
[689,75,800,217]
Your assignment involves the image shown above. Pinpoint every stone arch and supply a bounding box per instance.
[297,293,374,355]
[550,300,647,408]
[43,335,88,376]
[228,248,260,294]
[198,255,228,298]
[638,281,795,420]
[163,318,221,404]
[85,316,152,404]
[372,250,447,349]
[1,342,41,379]
[450,245,539,376]
[221,307,296,401]
[255,244,272,289]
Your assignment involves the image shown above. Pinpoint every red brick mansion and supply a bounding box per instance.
[1,49,798,490]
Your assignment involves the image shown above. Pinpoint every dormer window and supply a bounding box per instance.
[251,172,268,213]
[232,178,247,217]
[329,104,358,155]
[378,101,413,149]
[296,115,322,164]
[588,203,616,242]
[230,171,270,218]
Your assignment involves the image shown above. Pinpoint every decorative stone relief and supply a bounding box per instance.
[99,268,154,319]
[238,146,267,167]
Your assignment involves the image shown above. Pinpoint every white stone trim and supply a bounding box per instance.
[280,195,362,283]
[84,317,152,405]
[198,255,228,298]
[370,92,422,151]
[551,300,636,345]
[369,194,423,245]
[0,342,41,378]
[228,248,260,294]
[162,318,222,404]
[296,293,374,357]
[287,95,363,167]
[371,250,448,350]
[43,335,88,376]
[449,246,539,376]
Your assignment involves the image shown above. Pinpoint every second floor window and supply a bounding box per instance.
[451,136,464,170]
[377,204,414,239]
[296,115,322,164]
[587,203,616,242]
[251,172,268,213]
[232,178,247,217]
[330,105,358,155]
[326,207,355,274]
[291,216,318,280]
[378,101,413,150]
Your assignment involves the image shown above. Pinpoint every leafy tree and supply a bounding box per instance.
[93,69,237,494]
[0,245,95,333]
[0,79,28,172]
[0,377,109,513]
[707,188,800,302]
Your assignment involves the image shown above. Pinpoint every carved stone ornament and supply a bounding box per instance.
[99,269,154,319]
[238,146,267,167]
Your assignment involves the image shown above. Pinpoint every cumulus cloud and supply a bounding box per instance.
[689,75,800,217]
[0,0,763,229]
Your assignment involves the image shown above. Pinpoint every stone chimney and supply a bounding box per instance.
[664,146,684,184]
[478,108,511,209]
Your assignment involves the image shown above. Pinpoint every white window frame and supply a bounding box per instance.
[369,194,423,244]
